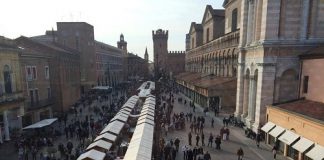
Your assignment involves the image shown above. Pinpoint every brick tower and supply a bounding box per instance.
[152,29,168,76]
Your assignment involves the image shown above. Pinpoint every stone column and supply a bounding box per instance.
[247,76,253,121]
[251,76,257,121]
[246,0,255,44]
[300,0,310,40]
[235,64,244,118]
[242,75,249,118]
[3,110,10,141]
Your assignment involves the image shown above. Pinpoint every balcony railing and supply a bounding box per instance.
[187,30,240,57]
[25,98,55,111]
[0,91,24,105]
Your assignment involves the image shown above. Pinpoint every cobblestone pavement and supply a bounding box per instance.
[162,92,288,160]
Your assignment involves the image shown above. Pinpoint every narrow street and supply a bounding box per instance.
[162,92,287,160]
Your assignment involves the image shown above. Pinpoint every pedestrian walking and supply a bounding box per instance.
[201,132,205,146]
[215,135,221,150]
[207,133,213,147]
[188,132,192,146]
[196,134,200,146]
[211,118,214,128]
[175,137,180,152]
[182,145,188,160]
[237,147,244,160]
[203,151,211,160]
[272,145,277,159]
[256,133,261,148]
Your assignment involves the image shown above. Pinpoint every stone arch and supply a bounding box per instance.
[278,69,299,102]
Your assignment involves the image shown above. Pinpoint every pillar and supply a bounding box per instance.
[300,0,310,40]
[298,152,303,160]
[251,76,257,121]
[246,0,255,44]
[242,75,249,118]
[283,144,288,156]
[247,77,253,120]
[3,110,10,141]
[235,63,244,118]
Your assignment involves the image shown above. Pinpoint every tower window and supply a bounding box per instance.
[206,28,210,42]
[303,76,309,93]
[231,8,238,32]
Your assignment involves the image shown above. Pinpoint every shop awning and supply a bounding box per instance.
[77,149,105,160]
[306,144,324,160]
[261,122,276,133]
[100,120,125,135]
[278,130,300,145]
[94,132,117,143]
[110,114,128,123]
[269,125,285,138]
[86,140,112,151]
[292,137,314,153]
[23,118,57,130]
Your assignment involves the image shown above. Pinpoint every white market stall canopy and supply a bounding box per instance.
[23,118,58,130]
[100,120,125,135]
[261,121,276,133]
[278,130,300,145]
[269,125,285,138]
[94,132,117,143]
[292,137,314,153]
[306,144,324,160]
[77,149,105,160]
[87,140,112,151]
[110,114,129,123]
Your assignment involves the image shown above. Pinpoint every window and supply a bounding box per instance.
[231,8,238,32]
[30,90,34,104]
[206,28,210,42]
[192,37,195,48]
[35,89,39,103]
[303,76,309,93]
[47,88,51,99]
[45,66,49,79]
[26,66,32,81]
[32,66,37,80]
[75,36,80,50]
[4,65,12,94]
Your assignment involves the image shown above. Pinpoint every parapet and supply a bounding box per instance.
[152,29,168,39]
[0,36,17,48]
[168,51,185,54]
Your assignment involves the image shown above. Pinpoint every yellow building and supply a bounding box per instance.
[262,51,324,160]
[0,36,24,143]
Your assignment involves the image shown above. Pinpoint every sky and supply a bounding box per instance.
[0,0,223,61]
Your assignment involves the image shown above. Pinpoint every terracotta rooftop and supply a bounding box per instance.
[274,99,324,122]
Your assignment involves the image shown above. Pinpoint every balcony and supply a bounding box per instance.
[187,30,240,57]
[0,91,24,106]
[25,98,55,111]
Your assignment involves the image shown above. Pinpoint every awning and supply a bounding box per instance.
[23,118,57,130]
[77,149,105,160]
[121,107,132,112]
[269,125,285,138]
[137,118,154,126]
[110,114,128,123]
[261,122,276,133]
[292,137,314,153]
[100,120,125,135]
[94,133,117,143]
[306,144,324,160]
[278,130,300,145]
[86,140,112,151]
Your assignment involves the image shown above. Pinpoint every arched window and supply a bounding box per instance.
[231,8,238,32]
[3,65,12,94]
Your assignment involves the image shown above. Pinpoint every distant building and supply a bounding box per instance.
[16,34,81,113]
[152,29,185,78]
[126,52,148,81]
[263,50,324,160]
[95,40,125,87]
[0,36,24,142]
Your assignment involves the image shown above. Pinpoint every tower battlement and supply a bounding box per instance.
[168,51,185,54]
[152,29,168,39]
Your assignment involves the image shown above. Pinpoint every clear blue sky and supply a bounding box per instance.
[0,0,223,61]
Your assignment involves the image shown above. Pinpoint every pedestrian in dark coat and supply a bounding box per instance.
[196,134,200,146]
[201,133,205,146]
[188,132,192,146]
[215,135,221,150]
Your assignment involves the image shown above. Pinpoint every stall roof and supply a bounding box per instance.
[94,133,117,143]
[137,118,154,126]
[77,149,105,160]
[269,125,285,138]
[261,122,276,133]
[87,140,112,151]
[140,112,154,118]
[278,130,300,145]
[121,107,132,112]
[306,144,324,160]
[292,137,314,153]
[23,118,57,130]
[138,115,154,122]
[100,120,125,135]
[92,86,112,90]
[110,114,128,123]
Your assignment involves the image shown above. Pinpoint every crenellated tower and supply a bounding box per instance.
[152,29,168,75]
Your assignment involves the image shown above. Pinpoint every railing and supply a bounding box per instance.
[187,30,240,57]
[25,98,55,111]
[0,91,24,105]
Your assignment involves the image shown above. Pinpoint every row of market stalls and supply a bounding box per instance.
[137,81,155,98]
[123,95,155,160]
[77,95,140,160]
[262,102,324,160]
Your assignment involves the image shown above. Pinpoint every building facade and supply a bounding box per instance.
[234,0,324,131]
[19,47,54,127]
[0,37,24,142]
[95,40,125,87]
[56,22,96,93]
[262,52,324,160]
[176,4,240,113]
[16,34,81,113]
[127,52,148,81]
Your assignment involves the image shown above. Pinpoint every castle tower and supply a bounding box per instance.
[144,47,149,62]
[117,34,127,53]
[152,29,168,75]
